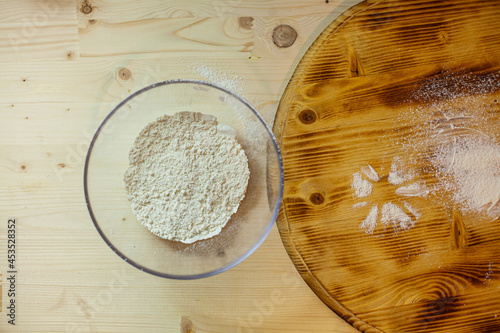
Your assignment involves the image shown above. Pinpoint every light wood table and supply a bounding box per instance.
[0,0,362,332]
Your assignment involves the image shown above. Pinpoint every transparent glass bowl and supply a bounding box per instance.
[84,80,284,279]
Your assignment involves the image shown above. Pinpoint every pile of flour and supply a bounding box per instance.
[399,70,500,218]
[124,112,250,244]
[430,136,500,216]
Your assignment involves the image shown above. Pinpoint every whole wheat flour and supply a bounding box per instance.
[124,112,250,244]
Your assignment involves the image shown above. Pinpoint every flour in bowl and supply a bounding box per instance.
[124,112,250,244]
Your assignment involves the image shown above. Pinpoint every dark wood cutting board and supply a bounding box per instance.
[273,0,500,332]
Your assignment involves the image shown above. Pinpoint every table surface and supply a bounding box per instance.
[0,0,363,332]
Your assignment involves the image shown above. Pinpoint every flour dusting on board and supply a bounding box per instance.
[352,160,424,235]
[360,205,378,234]
[361,164,380,182]
[388,156,414,185]
[351,172,373,198]
[353,201,369,209]
[430,136,500,216]
[395,182,429,197]
[397,70,500,218]
[381,202,414,231]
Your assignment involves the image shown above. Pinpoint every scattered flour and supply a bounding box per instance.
[352,71,500,235]
[360,205,379,234]
[398,70,500,218]
[430,136,500,216]
[186,60,268,156]
[395,181,429,197]
[124,112,250,244]
[361,164,380,182]
[353,201,369,209]
[485,260,493,283]
[404,201,422,220]
[351,172,373,198]
[352,161,421,234]
[388,156,414,185]
[187,62,245,97]
[381,202,415,231]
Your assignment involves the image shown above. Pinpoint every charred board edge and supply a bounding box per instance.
[276,209,383,333]
[272,1,385,331]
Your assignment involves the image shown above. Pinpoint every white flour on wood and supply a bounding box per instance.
[395,181,429,197]
[388,156,414,185]
[430,136,500,216]
[124,112,250,244]
[360,205,379,234]
[351,172,373,198]
[398,70,500,218]
[352,161,422,234]
[353,201,369,209]
[380,202,414,231]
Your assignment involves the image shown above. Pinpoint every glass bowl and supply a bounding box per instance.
[84,79,284,279]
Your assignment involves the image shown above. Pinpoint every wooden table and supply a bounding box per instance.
[0,0,362,332]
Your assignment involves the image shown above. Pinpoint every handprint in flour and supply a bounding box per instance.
[351,157,429,235]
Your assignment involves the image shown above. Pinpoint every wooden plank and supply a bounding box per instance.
[78,17,253,57]
[0,0,79,61]
[0,57,276,101]
[0,0,369,331]
[0,211,359,332]
[0,56,293,131]
[75,0,357,19]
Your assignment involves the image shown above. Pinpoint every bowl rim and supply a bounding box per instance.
[84,79,284,280]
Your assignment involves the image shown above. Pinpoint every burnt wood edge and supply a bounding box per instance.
[272,1,385,332]
[275,209,383,333]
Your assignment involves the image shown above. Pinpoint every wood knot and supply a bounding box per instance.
[88,19,97,25]
[309,192,324,205]
[239,17,254,30]
[180,316,195,333]
[20,164,27,171]
[66,51,75,60]
[298,108,317,124]
[118,68,132,81]
[272,25,297,48]
[439,30,449,43]
[170,9,194,18]
[58,163,66,168]
[81,1,93,14]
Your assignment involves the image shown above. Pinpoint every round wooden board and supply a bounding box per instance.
[273,0,500,332]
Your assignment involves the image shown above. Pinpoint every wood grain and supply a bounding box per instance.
[0,0,78,62]
[75,0,355,19]
[78,17,253,57]
[274,0,500,332]
[0,0,364,332]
